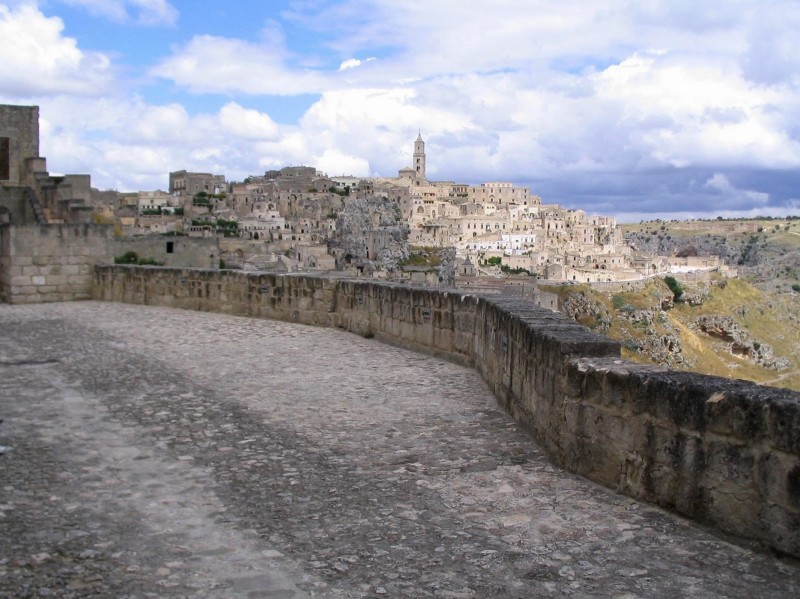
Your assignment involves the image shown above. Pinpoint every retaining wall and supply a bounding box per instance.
[93,265,800,557]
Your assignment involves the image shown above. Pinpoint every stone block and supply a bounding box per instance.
[58,264,80,275]
[432,327,454,352]
[756,450,800,511]
[766,396,800,455]
[15,293,43,303]
[10,275,32,286]
[67,274,90,285]
[44,274,68,286]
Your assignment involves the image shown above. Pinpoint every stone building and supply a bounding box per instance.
[1,104,114,302]
[0,104,97,225]
[169,170,227,198]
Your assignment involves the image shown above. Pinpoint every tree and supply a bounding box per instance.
[664,276,684,300]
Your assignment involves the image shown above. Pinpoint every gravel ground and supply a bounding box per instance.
[1,301,798,598]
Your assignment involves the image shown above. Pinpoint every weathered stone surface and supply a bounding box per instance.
[2,302,799,598]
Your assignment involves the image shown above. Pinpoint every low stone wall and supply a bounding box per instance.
[93,265,800,557]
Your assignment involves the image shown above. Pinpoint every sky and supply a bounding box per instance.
[1,0,799,221]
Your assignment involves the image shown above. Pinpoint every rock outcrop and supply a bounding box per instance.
[694,315,789,370]
[562,292,611,333]
[332,197,409,274]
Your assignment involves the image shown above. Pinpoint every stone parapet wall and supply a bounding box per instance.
[1,224,112,303]
[565,360,800,552]
[93,265,800,557]
[93,267,338,328]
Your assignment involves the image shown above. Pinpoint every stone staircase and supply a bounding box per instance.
[30,171,94,224]
[23,186,46,224]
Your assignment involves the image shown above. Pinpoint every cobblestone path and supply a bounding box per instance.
[1,302,798,598]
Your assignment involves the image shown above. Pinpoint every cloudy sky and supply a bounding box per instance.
[1,0,799,220]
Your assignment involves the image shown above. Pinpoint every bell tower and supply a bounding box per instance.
[413,132,426,182]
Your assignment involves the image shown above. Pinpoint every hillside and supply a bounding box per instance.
[622,217,800,293]
[544,277,800,392]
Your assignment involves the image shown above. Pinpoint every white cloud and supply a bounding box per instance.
[338,57,375,71]
[704,173,734,192]
[298,87,474,176]
[593,51,800,170]
[0,3,112,96]
[312,148,370,176]
[151,34,329,95]
[122,103,191,143]
[284,0,752,82]
[14,95,291,189]
[57,0,178,25]
[255,132,312,171]
[218,102,279,141]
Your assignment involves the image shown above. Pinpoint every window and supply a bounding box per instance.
[0,137,9,180]
[166,241,174,254]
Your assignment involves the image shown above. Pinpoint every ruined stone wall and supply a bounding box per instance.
[0,224,112,303]
[93,265,800,557]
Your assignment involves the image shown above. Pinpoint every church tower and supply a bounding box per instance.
[413,132,426,182]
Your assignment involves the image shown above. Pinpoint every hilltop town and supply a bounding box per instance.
[7,101,778,317]
[36,130,727,293]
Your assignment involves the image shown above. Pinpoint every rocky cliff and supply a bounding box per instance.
[551,278,800,391]
[331,197,409,274]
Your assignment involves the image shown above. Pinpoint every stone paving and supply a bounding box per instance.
[1,301,799,598]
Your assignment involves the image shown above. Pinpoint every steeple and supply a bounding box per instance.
[413,132,426,182]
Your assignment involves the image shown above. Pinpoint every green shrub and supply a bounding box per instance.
[192,191,210,206]
[664,276,684,300]
[500,264,534,276]
[114,251,163,266]
[114,251,139,264]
